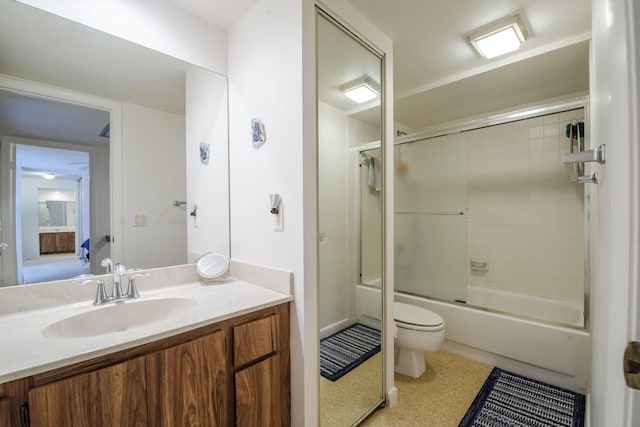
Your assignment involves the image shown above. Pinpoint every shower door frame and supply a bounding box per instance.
[394,95,592,331]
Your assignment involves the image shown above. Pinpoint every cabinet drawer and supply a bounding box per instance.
[233,315,277,367]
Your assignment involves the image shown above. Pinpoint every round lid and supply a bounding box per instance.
[394,302,443,327]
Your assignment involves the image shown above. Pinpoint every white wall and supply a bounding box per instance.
[318,101,381,337]
[120,102,187,269]
[185,67,230,261]
[15,0,228,75]
[91,142,110,273]
[318,101,350,332]
[228,1,309,424]
[590,0,637,424]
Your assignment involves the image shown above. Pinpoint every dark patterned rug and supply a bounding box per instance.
[459,367,585,427]
[319,323,381,381]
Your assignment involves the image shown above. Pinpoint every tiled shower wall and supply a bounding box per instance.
[395,108,585,306]
[467,109,585,304]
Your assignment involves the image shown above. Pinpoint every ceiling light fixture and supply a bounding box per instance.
[468,14,529,59]
[340,76,380,104]
[43,173,55,180]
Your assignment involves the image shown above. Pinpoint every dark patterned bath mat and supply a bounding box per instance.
[459,367,585,427]
[320,323,381,381]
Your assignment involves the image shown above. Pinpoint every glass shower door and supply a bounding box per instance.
[394,133,468,303]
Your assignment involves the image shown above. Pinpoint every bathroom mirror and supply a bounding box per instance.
[0,1,229,287]
[38,192,76,228]
[317,10,385,426]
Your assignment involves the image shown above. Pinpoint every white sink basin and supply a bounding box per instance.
[42,297,197,338]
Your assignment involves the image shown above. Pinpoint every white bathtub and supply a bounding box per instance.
[395,292,590,393]
[355,283,590,393]
[466,286,584,327]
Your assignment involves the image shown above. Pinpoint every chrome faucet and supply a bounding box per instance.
[101,258,126,299]
[125,271,150,298]
[112,262,127,299]
[79,258,150,305]
[80,278,111,305]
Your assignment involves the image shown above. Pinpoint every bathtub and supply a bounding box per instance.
[465,286,584,327]
[395,292,590,393]
[355,283,590,393]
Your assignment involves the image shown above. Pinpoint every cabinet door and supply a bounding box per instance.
[235,355,281,427]
[147,330,227,427]
[68,232,76,252]
[0,398,10,427]
[55,232,71,253]
[39,234,54,254]
[27,356,148,427]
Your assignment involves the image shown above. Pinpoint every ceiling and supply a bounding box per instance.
[341,0,591,130]
[0,89,109,147]
[168,0,257,29]
[0,0,592,143]
[0,0,193,156]
[171,0,591,131]
[0,0,190,116]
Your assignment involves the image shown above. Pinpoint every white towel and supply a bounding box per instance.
[368,157,381,191]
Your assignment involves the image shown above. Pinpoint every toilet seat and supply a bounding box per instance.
[394,302,444,332]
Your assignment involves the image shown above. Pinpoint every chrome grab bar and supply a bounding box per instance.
[563,144,606,164]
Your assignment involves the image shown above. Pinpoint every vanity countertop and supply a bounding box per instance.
[0,278,293,384]
[38,226,75,233]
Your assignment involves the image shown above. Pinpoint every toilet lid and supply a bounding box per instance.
[394,302,444,327]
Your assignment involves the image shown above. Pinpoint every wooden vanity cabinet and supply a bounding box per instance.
[0,383,12,427]
[39,231,75,255]
[0,303,290,427]
[28,356,148,426]
[232,314,288,427]
[147,330,227,426]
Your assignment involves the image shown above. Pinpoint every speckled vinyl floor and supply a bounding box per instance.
[320,350,493,427]
[320,353,383,426]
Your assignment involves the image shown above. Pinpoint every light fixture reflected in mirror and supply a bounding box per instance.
[468,14,529,59]
[340,76,379,103]
[42,172,56,180]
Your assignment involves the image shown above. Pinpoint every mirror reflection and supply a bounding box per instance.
[0,0,229,287]
[39,197,76,228]
[317,11,384,426]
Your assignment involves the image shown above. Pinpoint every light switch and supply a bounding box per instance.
[134,213,148,226]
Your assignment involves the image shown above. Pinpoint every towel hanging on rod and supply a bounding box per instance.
[367,157,381,192]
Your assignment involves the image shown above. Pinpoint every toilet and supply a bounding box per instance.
[394,301,445,378]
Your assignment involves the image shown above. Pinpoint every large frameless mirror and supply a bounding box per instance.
[0,0,229,287]
[317,9,385,426]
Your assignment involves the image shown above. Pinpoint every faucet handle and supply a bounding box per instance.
[125,272,149,299]
[101,257,113,273]
[79,278,110,305]
[113,263,127,276]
